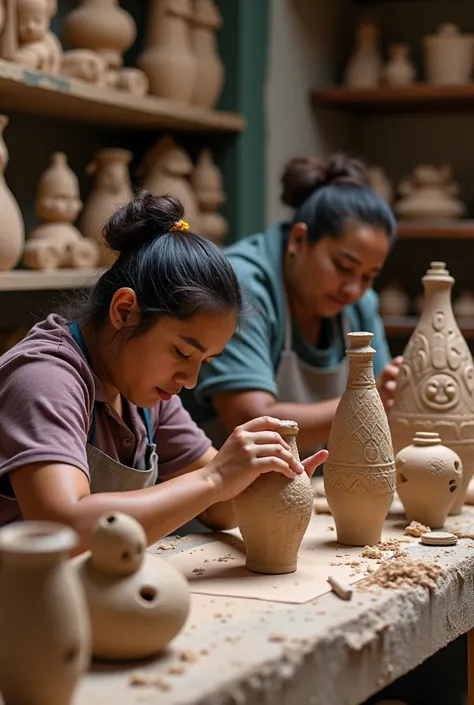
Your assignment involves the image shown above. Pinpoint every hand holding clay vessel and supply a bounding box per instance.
[324,332,396,546]
[396,431,462,528]
[395,164,466,221]
[383,43,416,87]
[379,283,410,317]
[15,0,63,73]
[73,512,191,660]
[0,521,90,705]
[191,148,228,244]
[423,23,473,85]
[389,262,474,515]
[191,0,225,109]
[0,115,25,271]
[232,420,313,574]
[344,20,382,89]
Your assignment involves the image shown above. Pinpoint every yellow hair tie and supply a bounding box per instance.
[169,219,190,232]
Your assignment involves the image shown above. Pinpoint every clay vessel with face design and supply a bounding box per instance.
[389,262,474,515]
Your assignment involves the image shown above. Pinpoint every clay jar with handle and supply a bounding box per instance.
[423,23,473,85]
[389,262,474,515]
[232,420,313,575]
[396,431,462,528]
[0,521,91,705]
[324,332,396,546]
[72,511,191,660]
[0,114,25,270]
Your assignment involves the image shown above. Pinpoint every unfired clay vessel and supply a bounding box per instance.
[344,20,382,89]
[395,164,466,221]
[389,262,474,515]
[80,148,133,267]
[0,521,90,705]
[396,431,462,528]
[24,152,99,270]
[233,420,313,575]
[138,0,197,102]
[137,135,200,231]
[61,49,106,84]
[379,283,410,317]
[423,23,473,85]
[383,43,415,87]
[0,115,25,271]
[191,148,227,244]
[368,166,393,205]
[73,512,191,660]
[324,332,396,546]
[191,0,224,109]
[14,0,63,73]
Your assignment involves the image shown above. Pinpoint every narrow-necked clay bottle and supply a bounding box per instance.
[396,431,462,528]
[190,0,224,109]
[72,512,191,660]
[0,115,25,271]
[344,20,382,89]
[232,420,313,575]
[389,262,474,515]
[0,521,90,705]
[324,332,396,546]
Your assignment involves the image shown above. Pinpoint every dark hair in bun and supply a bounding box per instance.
[70,190,242,336]
[280,152,396,244]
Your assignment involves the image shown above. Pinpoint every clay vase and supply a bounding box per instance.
[138,0,197,102]
[423,23,473,85]
[137,135,200,231]
[63,0,136,70]
[80,148,133,267]
[0,521,90,705]
[389,262,474,516]
[324,332,396,546]
[396,431,462,528]
[191,149,228,244]
[190,0,224,109]
[395,164,466,221]
[232,421,313,575]
[73,512,191,660]
[344,20,382,89]
[384,43,416,87]
[0,115,25,271]
[379,283,410,317]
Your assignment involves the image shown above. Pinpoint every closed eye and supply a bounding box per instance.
[175,347,192,360]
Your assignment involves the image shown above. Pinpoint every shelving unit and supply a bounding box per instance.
[397,221,474,239]
[0,269,103,292]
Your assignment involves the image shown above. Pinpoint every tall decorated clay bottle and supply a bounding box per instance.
[389,261,474,515]
[324,332,396,546]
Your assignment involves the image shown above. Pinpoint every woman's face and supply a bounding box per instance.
[105,297,238,408]
[286,221,390,318]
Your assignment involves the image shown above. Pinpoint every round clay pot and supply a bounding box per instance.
[396,431,462,528]
[423,23,473,85]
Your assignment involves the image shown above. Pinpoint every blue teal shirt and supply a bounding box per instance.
[181,222,391,423]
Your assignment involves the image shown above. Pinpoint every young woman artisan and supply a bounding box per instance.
[0,191,327,550]
[183,154,402,454]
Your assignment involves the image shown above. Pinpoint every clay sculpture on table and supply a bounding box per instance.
[0,521,90,705]
[233,420,313,575]
[0,115,25,271]
[396,431,462,528]
[72,511,191,660]
[389,262,474,515]
[324,332,396,546]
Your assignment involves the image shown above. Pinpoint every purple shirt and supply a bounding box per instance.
[0,314,212,525]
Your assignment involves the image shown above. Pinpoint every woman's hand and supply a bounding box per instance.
[377,356,403,411]
[203,416,328,502]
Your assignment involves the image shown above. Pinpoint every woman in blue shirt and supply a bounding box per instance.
[183,154,402,454]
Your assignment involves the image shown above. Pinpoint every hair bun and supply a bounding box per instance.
[280,153,370,209]
[103,190,185,253]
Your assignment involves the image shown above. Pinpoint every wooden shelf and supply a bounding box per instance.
[397,221,474,239]
[383,315,474,340]
[311,84,474,114]
[0,60,245,133]
[0,268,103,292]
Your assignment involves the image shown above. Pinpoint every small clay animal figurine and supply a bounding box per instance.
[73,511,191,660]
[232,420,313,575]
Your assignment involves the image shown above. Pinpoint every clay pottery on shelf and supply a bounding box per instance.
[232,420,313,575]
[395,164,466,221]
[63,0,136,70]
[0,0,18,60]
[379,283,410,317]
[0,115,25,271]
[14,0,63,73]
[191,149,227,244]
[344,20,382,89]
[453,291,474,319]
[368,166,393,204]
[190,0,224,109]
[389,262,474,515]
[72,512,191,660]
[324,332,396,546]
[396,431,462,528]
[80,148,133,267]
[383,43,416,87]
[423,23,473,85]
[61,49,106,84]
[0,521,90,705]
[137,135,200,231]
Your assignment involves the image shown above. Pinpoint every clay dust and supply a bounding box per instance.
[358,555,443,591]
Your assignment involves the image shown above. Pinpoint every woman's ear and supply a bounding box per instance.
[287,222,309,256]
[109,288,139,330]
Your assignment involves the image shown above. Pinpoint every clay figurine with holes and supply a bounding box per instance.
[72,511,191,660]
